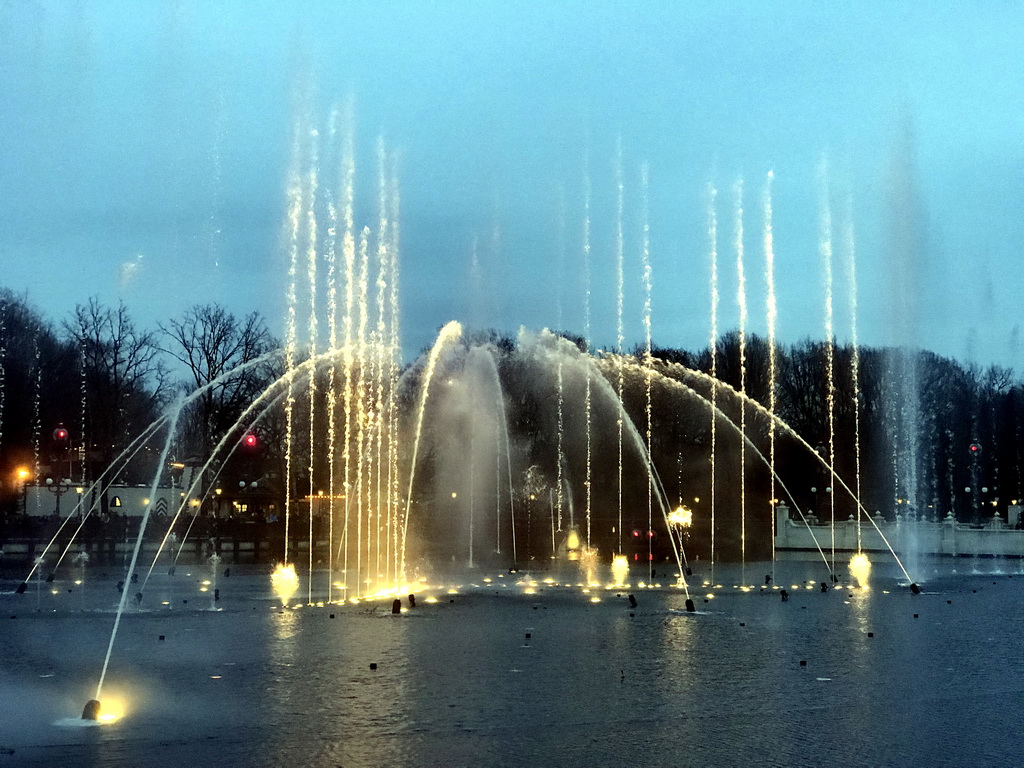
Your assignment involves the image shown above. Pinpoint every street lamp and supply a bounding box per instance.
[44,476,76,517]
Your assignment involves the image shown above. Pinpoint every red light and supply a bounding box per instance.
[632,529,641,538]
[244,433,258,448]
[53,427,68,441]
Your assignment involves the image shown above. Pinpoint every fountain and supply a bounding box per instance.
[4,106,944,736]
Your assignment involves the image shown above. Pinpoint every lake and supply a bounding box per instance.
[2,558,1021,767]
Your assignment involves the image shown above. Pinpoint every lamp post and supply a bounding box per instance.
[44,476,76,517]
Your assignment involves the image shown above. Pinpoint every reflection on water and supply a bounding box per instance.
[4,562,1024,767]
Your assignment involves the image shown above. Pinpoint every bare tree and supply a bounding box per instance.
[160,304,279,459]
[65,298,168,480]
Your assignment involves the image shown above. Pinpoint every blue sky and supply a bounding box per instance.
[2,1,1024,367]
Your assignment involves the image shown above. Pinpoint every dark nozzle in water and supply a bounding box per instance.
[407,594,416,608]
[628,594,638,608]
[910,583,921,595]
[685,598,696,613]
[391,598,401,614]
[15,582,27,594]
[820,582,829,593]
[45,573,55,583]
[82,700,101,721]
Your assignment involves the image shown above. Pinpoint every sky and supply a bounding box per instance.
[2,1,1024,368]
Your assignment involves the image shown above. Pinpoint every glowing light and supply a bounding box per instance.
[590,596,601,603]
[425,596,438,604]
[610,554,629,586]
[566,529,581,551]
[271,563,300,606]
[849,552,872,589]
[96,697,125,723]
[705,593,715,599]
[667,506,693,528]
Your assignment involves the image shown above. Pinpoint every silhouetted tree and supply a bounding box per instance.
[160,304,279,460]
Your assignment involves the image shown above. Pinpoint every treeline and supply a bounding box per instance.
[2,287,1020,561]
[0,290,280,514]
[453,329,1024,561]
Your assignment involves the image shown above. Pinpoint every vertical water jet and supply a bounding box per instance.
[734,178,748,584]
[763,170,778,579]
[706,182,719,583]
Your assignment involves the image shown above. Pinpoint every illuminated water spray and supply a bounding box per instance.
[387,149,402,583]
[734,179,748,584]
[819,159,837,572]
[281,118,307,567]
[640,162,654,576]
[583,159,593,550]
[614,138,625,556]
[339,116,357,594]
[763,171,778,576]
[374,136,390,581]
[611,554,629,586]
[707,182,719,581]
[556,187,566,534]
[96,400,183,704]
[401,321,464,578]
[355,227,370,593]
[843,193,864,552]
[32,327,41,496]
[305,129,320,604]
[849,552,871,589]
[324,108,341,602]
[272,562,300,606]
[78,336,87,484]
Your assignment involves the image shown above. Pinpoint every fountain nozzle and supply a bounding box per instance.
[909,583,921,595]
[82,699,101,721]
